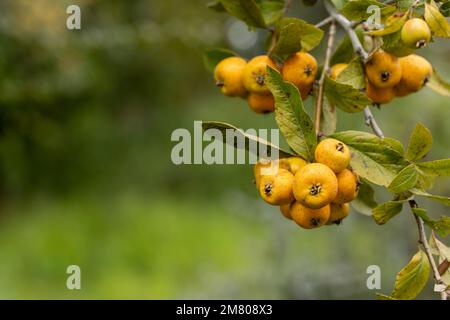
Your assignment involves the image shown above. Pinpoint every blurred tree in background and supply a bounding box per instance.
[0,0,447,299]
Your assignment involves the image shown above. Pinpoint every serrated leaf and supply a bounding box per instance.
[201,121,294,158]
[411,189,450,206]
[425,1,450,37]
[330,29,365,65]
[330,131,407,186]
[412,207,450,237]
[336,58,365,89]
[416,159,450,177]
[372,200,404,224]
[203,48,238,72]
[273,18,324,55]
[324,76,372,113]
[220,0,267,29]
[352,179,378,216]
[257,0,285,25]
[426,69,450,97]
[342,0,396,21]
[266,67,317,162]
[388,164,419,194]
[320,96,337,136]
[406,123,433,161]
[367,10,409,36]
[390,250,430,300]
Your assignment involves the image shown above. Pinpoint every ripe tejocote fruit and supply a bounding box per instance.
[314,138,351,173]
[327,203,350,225]
[259,168,295,205]
[365,50,402,88]
[290,202,330,229]
[293,163,338,209]
[242,55,277,94]
[280,202,294,220]
[329,63,348,80]
[247,93,275,114]
[254,159,289,188]
[401,18,431,49]
[333,169,359,204]
[282,51,318,88]
[366,80,396,104]
[214,57,247,97]
[284,157,308,175]
[394,54,433,97]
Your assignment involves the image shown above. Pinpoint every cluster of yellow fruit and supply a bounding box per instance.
[254,138,359,229]
[214,52,318,113]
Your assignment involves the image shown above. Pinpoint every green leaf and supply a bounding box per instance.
[425,1,450,37]
[406,123,433,161]
[351,179,378,216]
[411,189,450,206]
[220,0,267,29]
[412,207,450,238]
[441,2,450,17]
[208,1,226,12]
[201,121,294,157]
[319,96,337,136]
[416,159,450,177]
[203,48,238,72]
[324,76,372,113]
[342,0,396,21]
[330,29,364,65]
[273,18,324,55]
[396,1,415,11]
[257,0,285,25]
[331,0,348,10]
[266,67,317,162]
[388,164,419,194]
[367,10,409,36]
[329,131,407,186]
[372,200,404,224]
[390,250,430,300]
[382,30,415,57]
[335,58,365,89]
[426,69,450,97]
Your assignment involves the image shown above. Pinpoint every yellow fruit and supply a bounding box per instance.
[254,159,289,188]
[285,157,308,175]
[290,202,330,229]
[365,50,402,88]
[334,169,359,204]
[259,168,295,205]
[293,163,338,209]
[330,63,348,80]
[282,51,318,91]
[280,202,294,220]
[394,54,433,97]
[214,57,247,97]
[247,93,275,114]
[242,55,278,94]
[401,18,431,49]
[314,138,351,173]
[366,79,396,104]
[327,203,350,225]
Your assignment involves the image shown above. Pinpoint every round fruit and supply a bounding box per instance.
[242,55,277,94]
[401,18,431,49]
[394,54,433,97]
[214,57,247,97]
[282,51,318,88]
[330,63,348,80]
[365,50,402,88]
[299,82,313,101]
[327,203,350,225]
[366,80,396,104]
[334,169,359,204]
[280,202,294,220]
[293,163,338,209]
[290,202,330,229]
[247,93,275,114]
[285,157,308,175]
[259,168,295,205]
[254,159,289,188]
[314,138,351,173]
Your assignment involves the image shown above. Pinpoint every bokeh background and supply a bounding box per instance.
[0,0,448,299]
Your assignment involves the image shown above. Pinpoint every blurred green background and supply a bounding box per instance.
[0,0,448,299]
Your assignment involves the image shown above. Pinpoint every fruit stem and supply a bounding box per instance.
[314,21,336,136]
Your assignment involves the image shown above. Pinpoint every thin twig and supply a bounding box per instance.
[315,16,333,28]
[315,21,336,135]
[267,29,277,57]
[284,0,293,15]
[324,0,447,300]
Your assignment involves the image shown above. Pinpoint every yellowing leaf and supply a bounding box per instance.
[388,164,419,194]
[372,200,404,224]
[367,10,409,36]
[324,76,372,113]
[425,2,450,37]
[406,123,433,161]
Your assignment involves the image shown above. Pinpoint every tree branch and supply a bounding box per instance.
[315,21,336,135]
[324,0,447,300]
[315,16,333,28]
